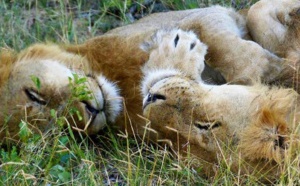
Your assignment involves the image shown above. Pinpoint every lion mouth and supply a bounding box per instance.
[95,75,122,122]
[83,74,122,134]
[82,100,101,127]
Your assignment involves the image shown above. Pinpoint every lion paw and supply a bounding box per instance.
[141,29,208,81]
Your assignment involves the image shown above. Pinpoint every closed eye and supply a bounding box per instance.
[24,89,47,105]
[194,121,221,130]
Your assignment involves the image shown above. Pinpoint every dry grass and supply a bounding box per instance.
[1,0,298,185]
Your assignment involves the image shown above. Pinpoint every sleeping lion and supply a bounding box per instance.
[0,0,299,146]
[141,28,300,182]
[0,0,299,182]
[0,45,122,143]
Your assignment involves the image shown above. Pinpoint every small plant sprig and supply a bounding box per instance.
[30,75,41,91]
[16,75,42,143]
[67,73,93,121]
[68,73,93,102]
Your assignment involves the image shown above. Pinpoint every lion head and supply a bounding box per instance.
[0,44,122,143]
[141,29,300,180]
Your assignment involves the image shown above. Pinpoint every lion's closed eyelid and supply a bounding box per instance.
[86,73,95,79]
[194,121,221,130]
[24,88,47,105]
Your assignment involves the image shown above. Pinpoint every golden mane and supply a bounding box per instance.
[0,48,16,87]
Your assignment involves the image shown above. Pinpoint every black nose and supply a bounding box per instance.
[146,93,166,103]
[143,93,166,109]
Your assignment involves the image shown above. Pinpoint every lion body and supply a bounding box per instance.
[1,0,299,143]
[64,5,285,136]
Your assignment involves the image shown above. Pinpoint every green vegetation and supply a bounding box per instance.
[2,0,295,185]
[0,0,258,50]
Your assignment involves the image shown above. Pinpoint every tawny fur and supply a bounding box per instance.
[63,5,287,136]
[141,28,300,181]
[0,1,299,144]
[247,0,300,93]
[0,44,122,143]
[0,1,299,149]
[239,107,289,163]
[0,48,16,86]
[0,1,299,182]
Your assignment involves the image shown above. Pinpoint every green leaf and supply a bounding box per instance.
[0,146,20,162]
[58,171,71,182]
[59,136,69,146]
[75,110,83,121]
[75,77,87,84]
[50,109,57,118]
[19,120,32,142]
[30,75,41,91]
[68,73,92,102]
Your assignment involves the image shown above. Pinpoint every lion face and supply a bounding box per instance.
[141,71,299,176]
[141,29,299,175]
[142,73,230,155]
[0,44,122,142]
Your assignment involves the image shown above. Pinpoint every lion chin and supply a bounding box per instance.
[0,44,122,143]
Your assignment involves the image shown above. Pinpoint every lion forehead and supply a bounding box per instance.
[11,59,74,88]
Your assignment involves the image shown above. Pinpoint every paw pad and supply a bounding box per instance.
[141,29,208,82]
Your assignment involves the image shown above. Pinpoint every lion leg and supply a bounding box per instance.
[141,29,208,82]
[247,0,300,56]
[181,6,283,84]
[247,0,300,93]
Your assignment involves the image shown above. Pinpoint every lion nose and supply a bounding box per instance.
[146,93,166,103]
[143,93,166,109]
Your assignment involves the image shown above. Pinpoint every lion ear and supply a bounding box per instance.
[258,108,275,127]
[0,48,16,86]
[257,107,288,134]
